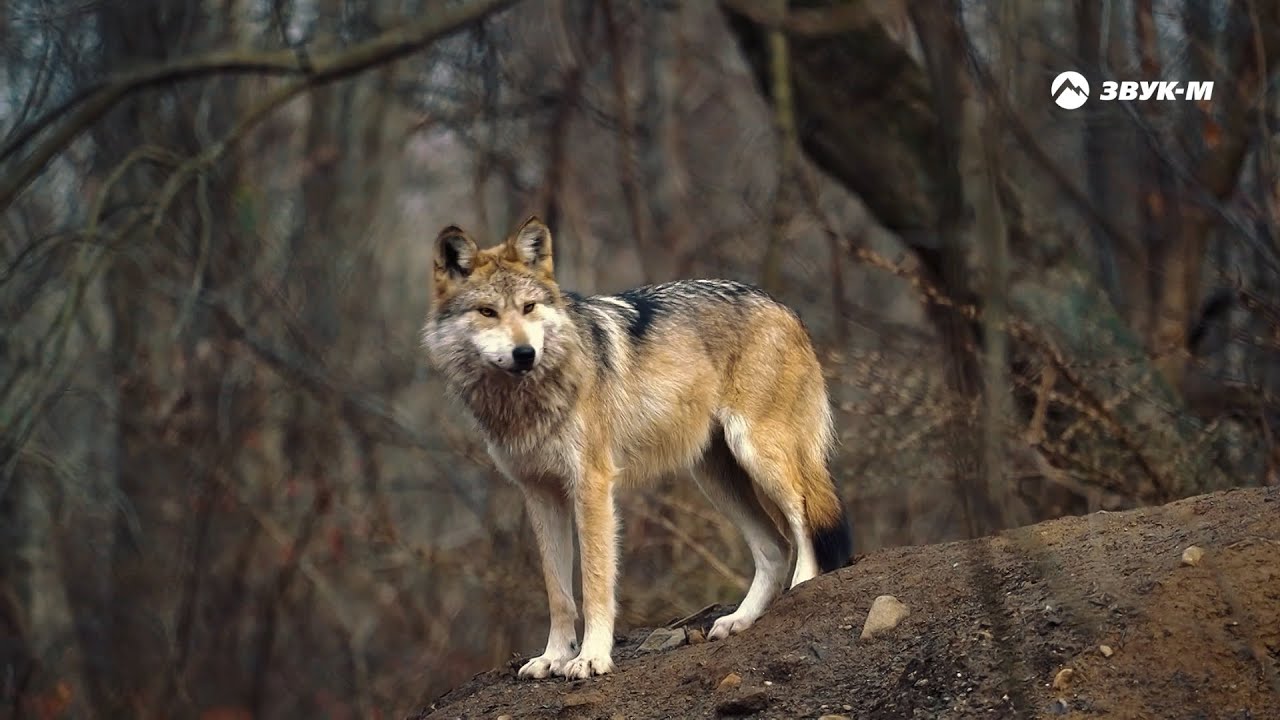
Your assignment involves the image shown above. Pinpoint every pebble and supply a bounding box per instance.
[1099,644,1114,658]
[638,627,687,653]
[717,672,743,692]
[1052,667,1074,690]
[715,688,768,716]
[1181,545,1205,566]
[860,595,910,640]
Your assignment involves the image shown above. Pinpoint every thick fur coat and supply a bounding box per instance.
[422,217,853,679]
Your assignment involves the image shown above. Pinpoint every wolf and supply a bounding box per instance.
[422,216,853,680]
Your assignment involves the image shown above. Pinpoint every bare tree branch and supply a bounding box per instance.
[0,0,518,211]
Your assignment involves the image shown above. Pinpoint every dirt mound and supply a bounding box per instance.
[415,487,1280,719]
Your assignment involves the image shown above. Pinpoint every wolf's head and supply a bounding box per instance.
[423,216,572,381]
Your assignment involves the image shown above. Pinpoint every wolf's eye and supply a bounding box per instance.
[522,302,536,315]
[477,307,497,318]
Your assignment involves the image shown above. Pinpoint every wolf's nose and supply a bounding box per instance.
[512,344,537,370]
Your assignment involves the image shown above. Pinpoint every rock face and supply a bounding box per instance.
[859,595,910,640]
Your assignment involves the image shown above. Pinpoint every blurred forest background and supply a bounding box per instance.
[2,0,1279,717]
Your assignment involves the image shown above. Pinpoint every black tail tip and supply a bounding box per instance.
[811,509,855,573]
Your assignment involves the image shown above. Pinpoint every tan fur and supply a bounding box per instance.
[422,216,850,680]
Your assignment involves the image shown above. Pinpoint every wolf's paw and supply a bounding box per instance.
[708,612,756,641]
[517,653,572,680]
[562,652,615,679]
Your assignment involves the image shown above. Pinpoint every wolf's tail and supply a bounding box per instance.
[808,497,854,573]
[802,394,853,573]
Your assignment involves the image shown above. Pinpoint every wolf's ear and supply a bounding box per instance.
[508,216,554,277]
[434,226,478,282]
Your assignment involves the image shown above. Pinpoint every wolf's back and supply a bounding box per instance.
[569,279,855,571]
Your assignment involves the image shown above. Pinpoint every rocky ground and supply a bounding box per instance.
[415,486,1280,719]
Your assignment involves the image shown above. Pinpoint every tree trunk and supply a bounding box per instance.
[1152,0,1280,390]
[1128,0,1166,342]
[1076,0,1138,315]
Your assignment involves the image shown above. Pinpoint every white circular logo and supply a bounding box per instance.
[1051,71,1090,109]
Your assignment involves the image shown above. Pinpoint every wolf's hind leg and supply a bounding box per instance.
[516,483,579,680]
[693,431,790,641]
[719,413,821,588]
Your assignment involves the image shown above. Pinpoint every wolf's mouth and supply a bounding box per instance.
[490,362,534,377]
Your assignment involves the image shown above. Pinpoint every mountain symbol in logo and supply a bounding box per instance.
[1054,79,1086,100]
[1051,72,1090,109]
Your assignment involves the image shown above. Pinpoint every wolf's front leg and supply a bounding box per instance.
[563,474,618,679]
[516,484,579,680]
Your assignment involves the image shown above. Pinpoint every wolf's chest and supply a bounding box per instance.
[457,371,576,436]
[465,392,571,449]
[455,385,577,476]
[486,430,581,481]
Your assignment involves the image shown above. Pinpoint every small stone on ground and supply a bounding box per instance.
[860,595,910,640]
[638,627,687,653]
[715,688,768,716]
[717,672,742,692]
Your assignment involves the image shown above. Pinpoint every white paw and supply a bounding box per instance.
[708,612,756,641]
[562,652,615,679]
[517,652,573,680]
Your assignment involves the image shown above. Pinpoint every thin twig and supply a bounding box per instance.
[634,505,749,592]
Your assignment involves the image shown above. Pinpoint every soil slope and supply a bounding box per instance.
[416,486,1280,719]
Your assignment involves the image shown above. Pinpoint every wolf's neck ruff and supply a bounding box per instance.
[456,359,583,450]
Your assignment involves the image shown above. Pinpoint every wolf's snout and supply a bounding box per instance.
[512,344,537,371]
